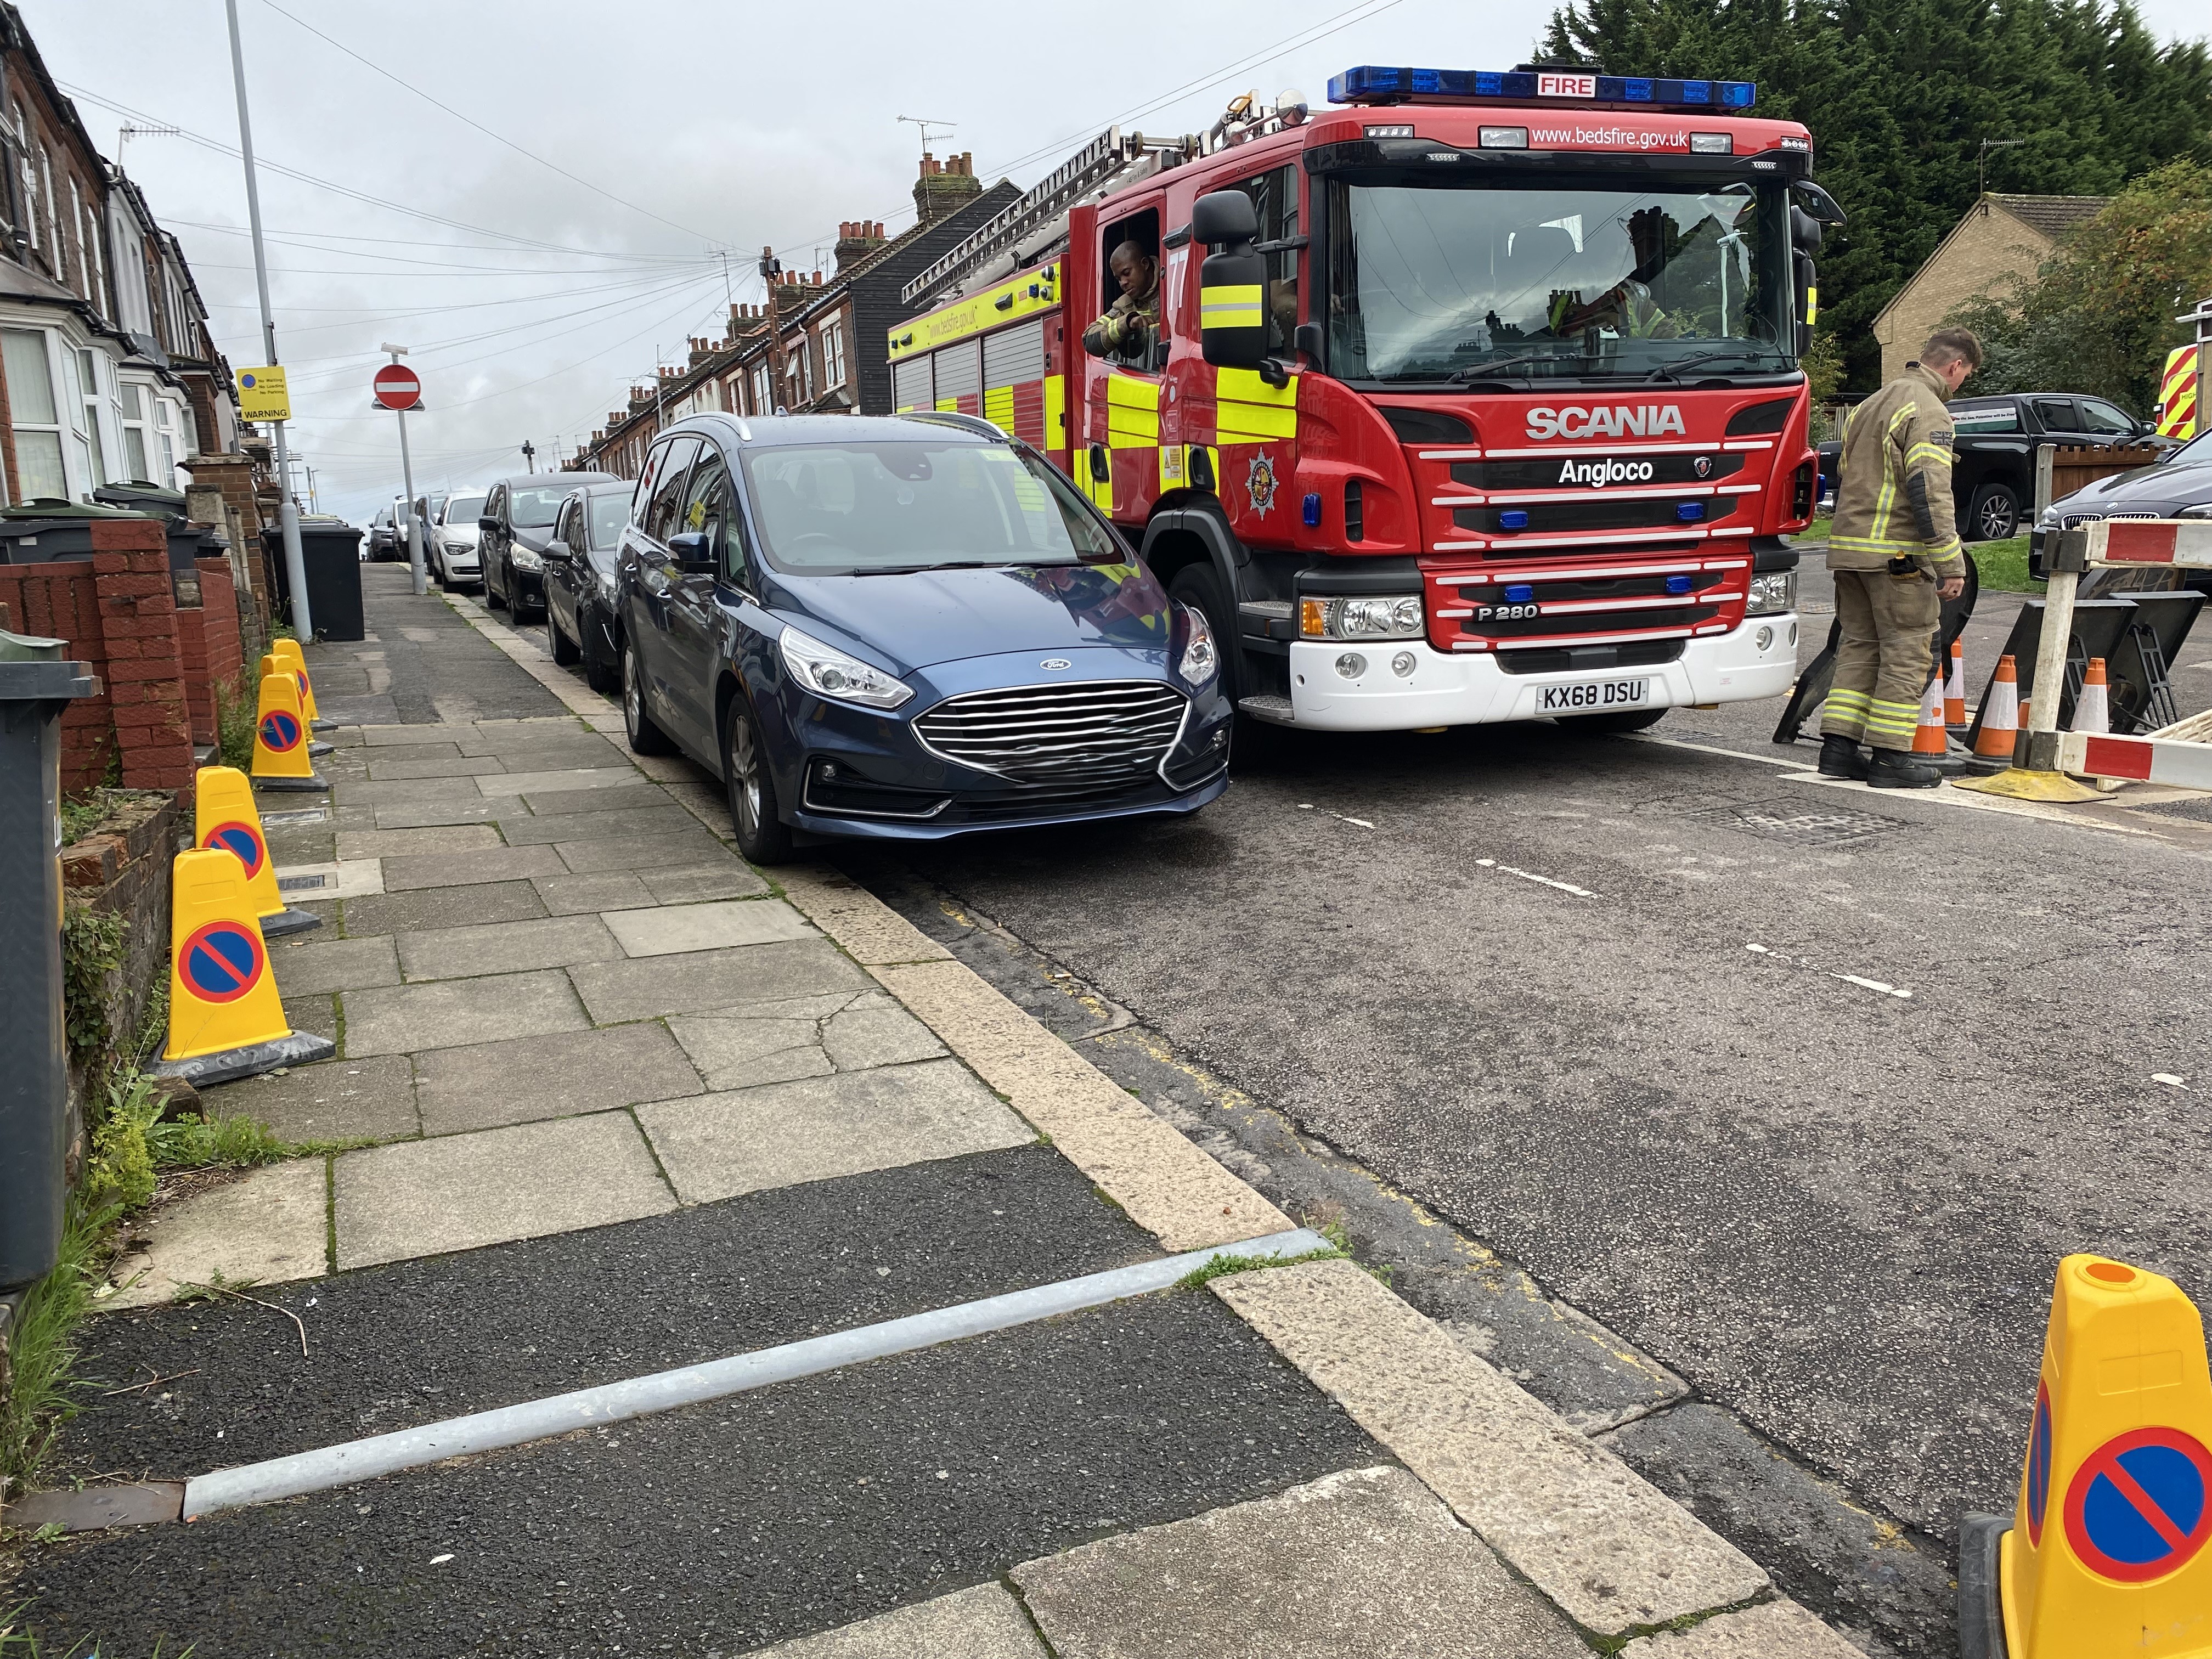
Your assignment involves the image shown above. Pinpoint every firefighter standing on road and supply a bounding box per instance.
[1818,329,1980,788]
[1083,242,1163,361]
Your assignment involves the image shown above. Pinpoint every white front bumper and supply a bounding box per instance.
[1281,616,1802,731]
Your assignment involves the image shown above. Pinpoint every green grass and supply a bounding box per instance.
[1797,515,1832,543]
[214,672,258,771]
[144,1111,286,1173]
[0,1199,115,1508]
[1971,534,2040,594]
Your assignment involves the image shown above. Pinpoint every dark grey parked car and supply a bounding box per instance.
[544,479,636,693]
[481,471,618,619]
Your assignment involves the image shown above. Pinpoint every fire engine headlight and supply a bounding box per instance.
[1177,603,1219,687]
[1300,595,1424,639]
[1478,126,1530,149]
[1746,572,1796,615]
[1689,132,1734,154]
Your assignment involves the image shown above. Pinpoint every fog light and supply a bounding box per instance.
[1335,652,1367,679]
[1391,651,1416,678]
[1754,625,1774,651]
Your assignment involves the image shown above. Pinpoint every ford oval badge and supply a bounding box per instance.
[1040,658,1072,670]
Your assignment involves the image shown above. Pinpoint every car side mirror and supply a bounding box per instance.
[544,538,572,562]
[668,530,716,573]
[479,516,498,533]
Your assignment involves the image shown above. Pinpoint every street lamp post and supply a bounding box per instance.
[521,440,536,475]
[223,0,312,636]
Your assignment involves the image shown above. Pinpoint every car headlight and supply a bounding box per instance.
[1299,594,1423,639]
[2037,504,2062,526]
[510,546,543,572]
[780,625,913,710]
[1746,571,1796,615]
[2176,503,2212,520]
[1177,603,1218,686]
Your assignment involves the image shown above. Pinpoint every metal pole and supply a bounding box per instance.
[224,0,312,637]
[396,403,424,595]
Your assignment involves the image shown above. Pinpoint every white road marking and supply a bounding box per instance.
[2153,1073,2190,1088]
[1745,942,1911,998]
[1338,815,1375,829]
[1623,732,1815,769]
[1476,858,1596,898]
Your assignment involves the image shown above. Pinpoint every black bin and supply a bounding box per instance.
[0,627,98,1293]
[0,498,146,565]
[266,517,365,641]
[94,482,207,575]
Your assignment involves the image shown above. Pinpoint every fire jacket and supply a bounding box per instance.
[1827,362,1966,576]
[1082,281,1161,359]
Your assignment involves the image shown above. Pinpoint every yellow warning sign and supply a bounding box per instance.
[194,765,285,923]
[270,637,320,724]
[235,365,291,423]
[160,849,289,1064]
[249,668,320,787]
[1999,1254,2212,1658]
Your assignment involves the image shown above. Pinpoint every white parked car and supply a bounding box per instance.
[430,489,488,589]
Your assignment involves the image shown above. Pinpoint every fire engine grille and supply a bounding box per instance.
[914,681,1188,786]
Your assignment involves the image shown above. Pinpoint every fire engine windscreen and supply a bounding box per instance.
[740,441,1124,574]
[1323,177,1794,382]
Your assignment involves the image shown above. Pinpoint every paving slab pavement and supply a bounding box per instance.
[411,1022,706,1135]
[333,1110,676,1266]
[340,967,591,1056]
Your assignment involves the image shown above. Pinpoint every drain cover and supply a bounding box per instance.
[1681,797,1915,847]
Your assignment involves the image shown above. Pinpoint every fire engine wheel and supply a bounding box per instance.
[1168,564,1280,767]
[1557,707,1668,733]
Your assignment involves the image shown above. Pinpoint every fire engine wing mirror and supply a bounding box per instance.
[1790,205,1824,253]
[1195,190,1267,370]
[1794,249,1818,359]
[1192,189,1259,247]
[1791,179,1846,227]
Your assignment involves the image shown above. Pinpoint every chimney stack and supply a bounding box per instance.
[915,152,981,224]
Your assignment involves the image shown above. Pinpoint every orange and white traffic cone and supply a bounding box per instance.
[1944,637,1967,729]
[1914,664,1967,774]
[1969,655,2022,774]
[2071,657,2111,735]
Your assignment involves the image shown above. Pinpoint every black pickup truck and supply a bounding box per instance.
[1817,391,2173,542]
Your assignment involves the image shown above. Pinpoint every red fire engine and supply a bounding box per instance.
[888,66,1841,736]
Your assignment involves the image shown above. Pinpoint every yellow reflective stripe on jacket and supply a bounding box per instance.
[1199,284,1264,328]
[1905,441,1951,469]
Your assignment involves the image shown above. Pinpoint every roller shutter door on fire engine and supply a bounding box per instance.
[892,355,932,415]
[933,338,981,416]
[981,320,1047,444]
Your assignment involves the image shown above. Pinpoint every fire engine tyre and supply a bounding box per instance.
[1557,707,1668,733]
[1966,483,2019,543]
[621,641,677,756]
[1167,563,1279,766]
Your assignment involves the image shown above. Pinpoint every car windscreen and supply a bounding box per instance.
[737,441,1121,573]
[1323,174,1794,384]
[509,484,574,528]
[586,493,630,550]
[443,494,486,524]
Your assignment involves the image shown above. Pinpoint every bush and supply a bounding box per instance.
[215,669,259,771]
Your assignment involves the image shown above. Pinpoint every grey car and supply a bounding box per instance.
[544,479,635,693]
[2030,428,2212,582]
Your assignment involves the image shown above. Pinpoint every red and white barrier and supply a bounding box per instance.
[2059,731,2212,791]
[2080,517,2212,568]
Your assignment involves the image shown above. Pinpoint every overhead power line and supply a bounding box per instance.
[251,0,727,250]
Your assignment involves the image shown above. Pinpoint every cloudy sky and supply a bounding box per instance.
[18,0,2207,522]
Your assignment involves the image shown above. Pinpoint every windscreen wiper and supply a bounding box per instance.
[1643,349,1784,383]
[1448,351,1577,386]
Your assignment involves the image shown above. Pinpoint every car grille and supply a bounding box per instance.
[2062,510,2162,529]
[915,681,1188,786]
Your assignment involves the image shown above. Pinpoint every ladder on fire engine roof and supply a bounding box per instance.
[901,127,1186,308]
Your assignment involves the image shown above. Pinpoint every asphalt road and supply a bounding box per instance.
[840,565,2212,1555]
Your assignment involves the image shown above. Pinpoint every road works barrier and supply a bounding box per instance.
[150,847,335,1086]
[194,764,319,938]
[1960,1254,2212,1659]
[1960,520,2212,800]
[269,636,331,731]
[249,667,324,791]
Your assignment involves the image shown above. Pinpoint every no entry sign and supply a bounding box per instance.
[373,363,422,410]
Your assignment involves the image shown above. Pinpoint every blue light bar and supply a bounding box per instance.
[1329,65,1756,112]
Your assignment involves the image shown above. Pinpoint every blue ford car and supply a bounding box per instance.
[612,413,1231,862]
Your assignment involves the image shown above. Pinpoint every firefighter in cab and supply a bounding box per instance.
[1083,241,1163,362]
[1819,328,1980,789]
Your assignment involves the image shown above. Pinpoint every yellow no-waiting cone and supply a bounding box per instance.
[150,847,335,1086]
[194,764,320,938]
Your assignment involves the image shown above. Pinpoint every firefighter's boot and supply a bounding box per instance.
[1818,735,1867,780]
[1866,747,1943,789]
